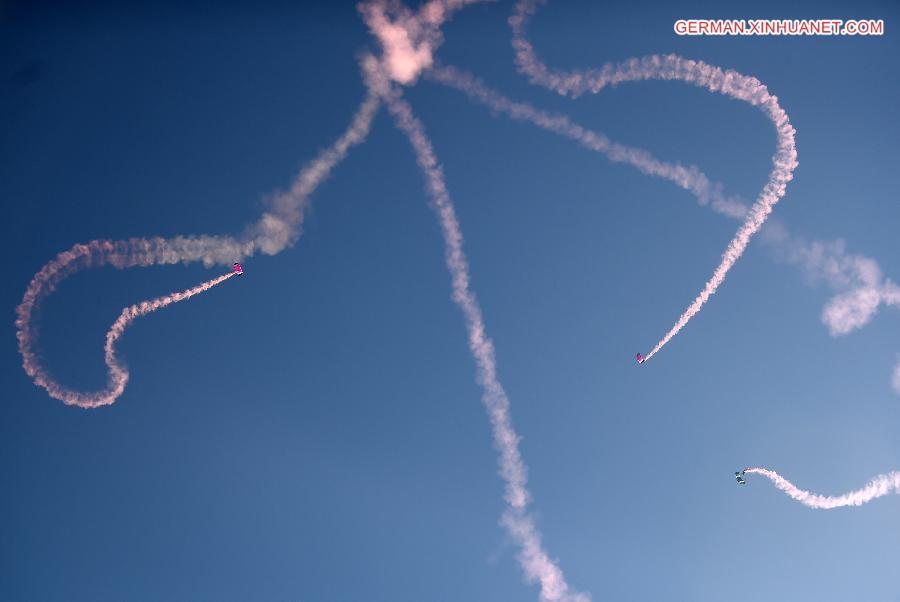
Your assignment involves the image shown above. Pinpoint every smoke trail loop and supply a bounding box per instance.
[17,92,380,407]
[22,271,235,409]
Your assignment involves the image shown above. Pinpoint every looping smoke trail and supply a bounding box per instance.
[362,53,589,602]
[744,468,900,509]
[509,0,798,361]
[52,272,234,409]
[16,92,380,407]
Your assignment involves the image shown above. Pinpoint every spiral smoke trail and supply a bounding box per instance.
[510,0,798,362]
[745,468,900,509]
[16,93,380,407]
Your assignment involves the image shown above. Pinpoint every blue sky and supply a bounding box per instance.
[3,1,899,600]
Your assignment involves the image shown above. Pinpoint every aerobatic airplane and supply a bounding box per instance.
[735,471,746,485]
[635,353,645,364]
[233,263,243,276]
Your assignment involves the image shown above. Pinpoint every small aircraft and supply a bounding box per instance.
[735,470,746,485]
[635,353,645,364]
[233,263,244,276]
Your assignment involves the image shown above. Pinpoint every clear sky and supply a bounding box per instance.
[2,1,899,600]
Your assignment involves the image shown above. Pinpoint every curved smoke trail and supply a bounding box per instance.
[17,3,894,602]
[31,271,235,409]
[426,64,749,219]
[362,52,589,602]
[16,92,380,407]
[510,0,798,361]
[426,65,900,393]
[745,468,900,509]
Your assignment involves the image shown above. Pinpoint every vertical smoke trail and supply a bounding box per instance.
[744,468,900,509]
[363,56,589,602]
[426,64,749,218]
[510,0,798,361]
[17,93,380,406]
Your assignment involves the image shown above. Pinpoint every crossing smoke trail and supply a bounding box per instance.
[501,1,900,509]
[427,66,900,393]
[426,64,749,219]
[16,92,380,407]
[364,0,892,597]
[361,3,588,599]
[362,53,588,602]
[510,0,798,362]
[358,0,486,85]
[16,4,898,602]
[744,468,900,509]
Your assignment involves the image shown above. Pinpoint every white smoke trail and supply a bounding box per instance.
[428,65,900,393]
[245,92,382,256]
[430,56,897,361]
[510,0,798,362]
[762,223,900,337]
[761,224,900,393]
[426,64,749,218]
[16,92,380,407]
[744,468,900,509]
[363,55,588,602]
[359,0,489,85]
[47,272,235,409]
[430,62,898,343]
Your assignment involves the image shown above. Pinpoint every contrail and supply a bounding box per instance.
[762,223,900,338]
[364,54,589,602]
[744,468,900,509]
[762,227,900,394]
[426,64,749,218]
[16,6,898,602]
[510,0,798,361]
[16,92,380,406]
[359,0,489,85]
[34,271,235,409]
[428,65,900,393]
